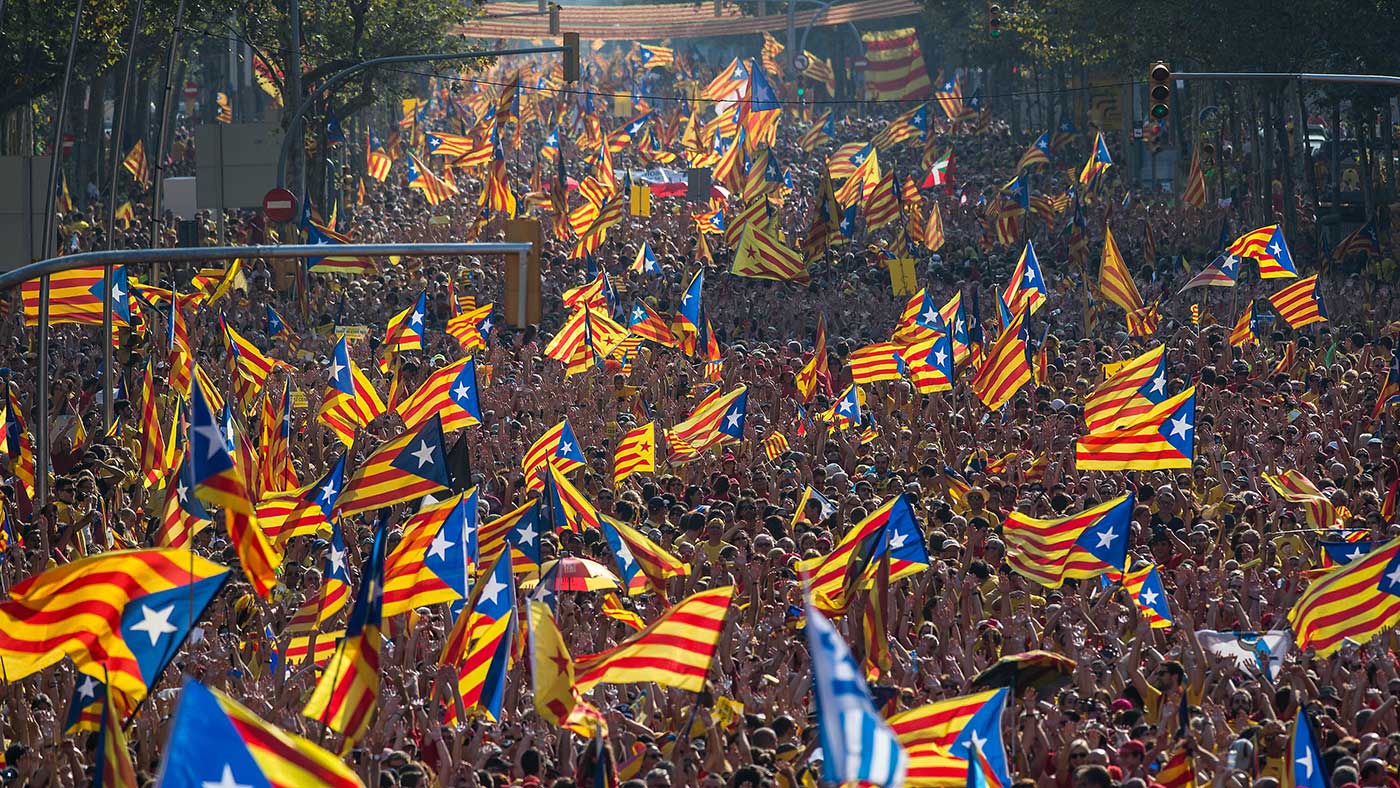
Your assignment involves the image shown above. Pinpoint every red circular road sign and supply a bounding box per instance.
[262,188,298,222]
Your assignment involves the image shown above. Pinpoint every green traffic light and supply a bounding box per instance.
[1150,104,1170,120]
[990,29,1001,37]
[797,87,805,95]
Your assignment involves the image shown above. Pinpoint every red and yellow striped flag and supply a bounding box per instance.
[613,421,656,484]
[575,585,733,693]
[763,432,789,461]
[971,309,1031,411]
[1290,537,1400,656]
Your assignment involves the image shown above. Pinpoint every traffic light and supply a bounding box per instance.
[988,2,1004,36]
[1201,140,1216,169]
[562,32,580,83]
[1148,61,1171,120]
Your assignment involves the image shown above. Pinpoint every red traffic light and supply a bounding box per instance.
[1149,62,1171,83]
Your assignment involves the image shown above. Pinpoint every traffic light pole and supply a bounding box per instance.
[274,44,574,191]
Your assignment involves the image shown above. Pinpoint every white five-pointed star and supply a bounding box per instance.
[632,307,646,322]
[921,308,939,324]
[111,279,125,299]
[328,359,345,382]
[203,765,252,788]
[76,675,99,701]
[1269,242,1282,256]
[1024,267,1037,283]
[681,291,693,304]
[516,521,539,545]
[1149,373,1167,394]
[176,481,189,502]
[1385,564,1400,588]
[328,543,347,576]
[726,411,742,429]
[410,439,437,467]
[480,573,507,604]
[560,440,574,455]
[934,347,949,366]
[130,603,179,647]
[479,317,493,334]
[410,309,424,327]
[956,318,966,332]
[1345,547,1366,562]
[1296,750,1315,779]
[1222,255,1238,271]
[1168,413,1192,439]
[968,730,989,752]
[838,399,855,414]
[193,422,226,460]
[320,477,338,502]
[888,530,909,549]
[428,529,455,561]
[615,539,636,568]
[1095,528,1119,549]
[452,382,473,402]
[1139,588,1160,607]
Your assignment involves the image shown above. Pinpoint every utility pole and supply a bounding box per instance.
[288,0,303,205]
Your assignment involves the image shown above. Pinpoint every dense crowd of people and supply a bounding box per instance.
[2,35,1400,788]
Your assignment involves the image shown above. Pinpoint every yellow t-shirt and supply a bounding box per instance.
[1141,682,1204,725]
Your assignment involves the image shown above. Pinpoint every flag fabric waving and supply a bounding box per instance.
[396,356,482,432]
[1120,562,1173,628]
[798,495,929,614]
[1004,493,1133,588]
[336,415,452,517]
[890,688,1012,788]
[1292,708,1327,788]
[805,597,908,788]
[303,514,388,750]
[522,418,588,491]
[1269,275,1327,329]
[1227,224,1298,279]
[1083,345,1169,433]
[1075,387,1196,471]
[319,336,387,446]
[575,585,733,692]
[971,308,1031,411]
[162,678,363,788]
[440,552,516,723]
[1289,536,1400,656]
[381,489,478,618]
[0,549,228,701]
[189,377,282,598]
[613,421,656,484]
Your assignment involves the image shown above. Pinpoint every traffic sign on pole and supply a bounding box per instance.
[262,187,297,222]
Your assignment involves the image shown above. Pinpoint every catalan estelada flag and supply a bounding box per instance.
[189,377,282,598]
[95,682,138,788]
[798,495,929,614]
[478,499,543,571]
[439,552,516,723]
[1083,345,1168,432]
[1269,274,1327,329]
[543,459,601,533]
[1229,301,1260,347]
[319,336,387,447]
[406,152,458,205]
[1290,538,1400,656]
[849,342,904,384]
[613,421,656,484]
[396,356,481,432]
[575,585,733,693]
[1120,562,1172,628]
[257,453,346,542]
[672,270,704,354]
[1002,241,1046,316]
[627,300,676,347]
[1015,131,1051,171]
[166,679,364,788]
[0,548,228,700]
[303,515,387,750]
[2,384,35,497]
[1003,493,1132,587]
[157,452,212,549]
[382,489,477,619]
[522,418,587,492]
[1075,386,1196,471]
[666,386,748,459]
[1227,224,1298,278]
[380,290,427,362]
[286,520,352,634]
[336,414,451,518]
[1178,254,1239,291]
[21,265,131,326]
[64,674,122,734]
[890,688,1012,787]
[599,514,688,600]
[971,307,1031,412]
[1079,131,1113,186]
